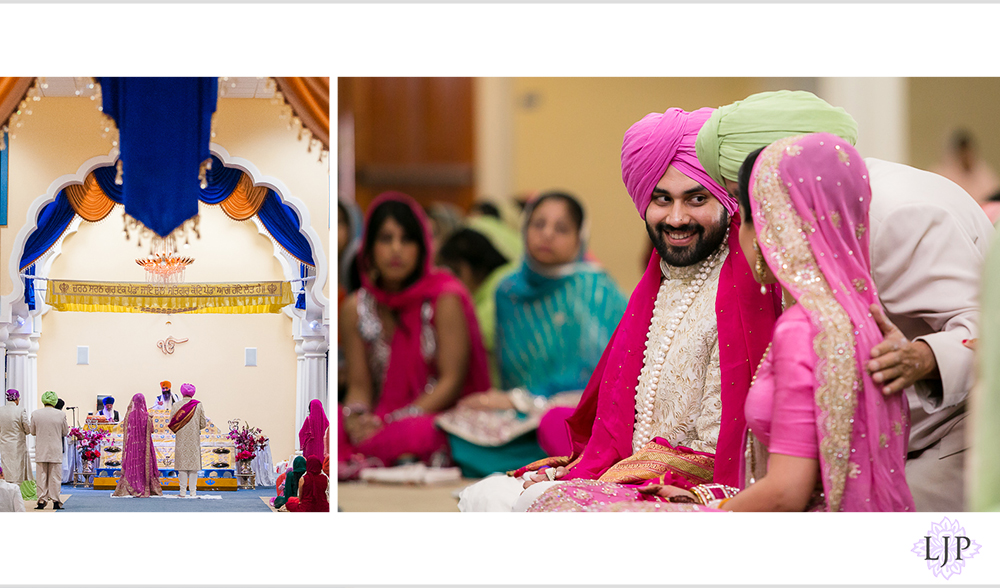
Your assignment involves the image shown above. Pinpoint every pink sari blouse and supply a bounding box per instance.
[747,133,914,511]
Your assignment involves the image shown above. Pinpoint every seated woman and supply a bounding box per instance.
[437,192,627,478]
[437,227,517,386]
[274,456,306,510]
[338,191,491,477]
[524,134,914,512]
[287,456,330,512]
[112,393,163,498]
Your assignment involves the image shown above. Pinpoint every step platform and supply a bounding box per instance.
[93,468,238,491]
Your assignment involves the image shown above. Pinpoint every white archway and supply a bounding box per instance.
[1,145,329,457]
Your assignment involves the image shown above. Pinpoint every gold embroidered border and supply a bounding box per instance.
[46,280,294,315]
[751,136,858,512]
[598,442,714,485]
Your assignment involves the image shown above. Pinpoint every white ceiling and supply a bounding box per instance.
[36,77,277,99]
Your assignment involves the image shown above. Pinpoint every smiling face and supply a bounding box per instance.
[644,166,728,267]
[525,197,582,267]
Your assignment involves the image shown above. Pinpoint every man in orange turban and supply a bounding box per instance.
[150,380,178,410]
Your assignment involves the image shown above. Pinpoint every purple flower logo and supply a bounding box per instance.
[911,517,981,579]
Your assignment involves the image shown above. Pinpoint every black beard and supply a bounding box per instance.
[646,209,729,267]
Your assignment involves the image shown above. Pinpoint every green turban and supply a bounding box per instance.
[41,391,58,406]
[695,90,859,187]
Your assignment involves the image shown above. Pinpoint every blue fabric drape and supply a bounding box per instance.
[296,264,308,309]
[20,193,75,270]
[24,264,35,311]
[99,77,217,237]
[91,165,123,203]
[258,190,314,267]
[200,155,242,204]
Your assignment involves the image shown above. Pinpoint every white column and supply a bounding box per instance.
[474,77,515,204]
[7,322,34,461]
[0,324,8,406]
[817,77,909,164]
[294,325,329,452]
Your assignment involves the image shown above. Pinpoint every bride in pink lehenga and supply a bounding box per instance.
[112,393,163,497]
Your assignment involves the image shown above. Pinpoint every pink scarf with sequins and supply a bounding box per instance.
[748,133,913,511]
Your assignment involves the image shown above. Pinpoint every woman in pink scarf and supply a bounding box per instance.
[529,133,914,512]
[112,393,163,498]
[299,399,329,460]
[338,191,491,476]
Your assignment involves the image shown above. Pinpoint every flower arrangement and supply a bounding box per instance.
[226,420,269,462]
[69,427,109,463]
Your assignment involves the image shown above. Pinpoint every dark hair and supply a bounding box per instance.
[363,200,427,289]
[737,147,767,224]
[437,228,509,282]
[471,201,501,219]
[529,191,585,232]
[55,398,65,410]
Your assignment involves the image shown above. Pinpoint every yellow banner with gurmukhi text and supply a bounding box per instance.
[46,280,295,315]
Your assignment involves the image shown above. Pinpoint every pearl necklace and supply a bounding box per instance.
[632,237,729,452]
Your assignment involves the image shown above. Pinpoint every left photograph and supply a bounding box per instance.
[0,77,330,512]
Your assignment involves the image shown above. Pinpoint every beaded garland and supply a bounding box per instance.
[631,232,729,452]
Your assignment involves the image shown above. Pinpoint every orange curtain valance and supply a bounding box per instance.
[0,77,34,131]
[64,162,270,222]
[275,77,329,149]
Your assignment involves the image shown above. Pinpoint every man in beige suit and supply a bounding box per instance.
[30,391,69,510]
[696,90,995,512]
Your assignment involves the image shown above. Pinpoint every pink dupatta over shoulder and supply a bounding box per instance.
[749,133,913,511]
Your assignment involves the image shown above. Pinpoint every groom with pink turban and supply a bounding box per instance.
[459,108,781,511]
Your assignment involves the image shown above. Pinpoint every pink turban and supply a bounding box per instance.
[621,107,736,219]
[180,383,196,397]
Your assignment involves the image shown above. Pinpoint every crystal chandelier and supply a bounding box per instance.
[135,253,194,284]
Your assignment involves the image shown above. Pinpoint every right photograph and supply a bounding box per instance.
[336,77,998,513]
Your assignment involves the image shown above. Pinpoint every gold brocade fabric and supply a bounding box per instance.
[597,440,714,486]
[47,280,294,315]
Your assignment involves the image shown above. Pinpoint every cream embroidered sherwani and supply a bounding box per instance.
[458,250,727,512]
[638,255,725,454]
[171,398,207,471]
[867,158,996,511]
[0,403,32,485]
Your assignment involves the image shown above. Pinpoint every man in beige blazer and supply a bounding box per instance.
[696,90,995,511]
[30,391,69,510]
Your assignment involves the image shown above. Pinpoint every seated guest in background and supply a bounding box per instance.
[113,393,162,498]
[98,396,119,422]
[0,467,26,512]
[169,383,206,498]
[440,192,628,478]
[299,399,329,460]
[437,227,517,386]
[30,391,69,510]
[459,108,779,512]
[275,455,307,510]
[696,90,995,511]
[287,456,330,512]
[426,201,465,260]
[151,381,178,410]
[338,191,491,478]
[531,134,915,512]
